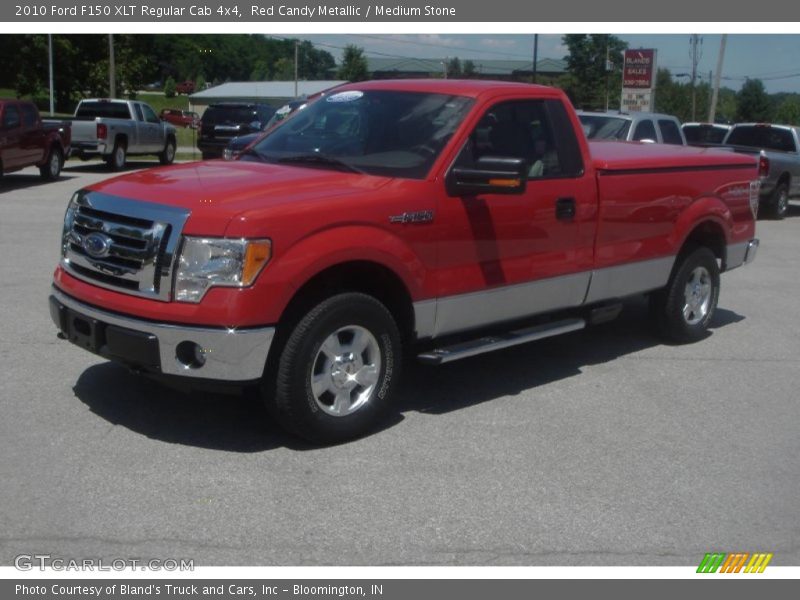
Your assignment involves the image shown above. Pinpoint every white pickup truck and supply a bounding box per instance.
[71,99,177,170]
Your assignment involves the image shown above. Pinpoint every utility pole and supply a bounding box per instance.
[294,40,299,97]
[709,34,728,124]
[48,34,54,116]
[689,34,702,121]
[108,34,116,98]
[532,34,538,84]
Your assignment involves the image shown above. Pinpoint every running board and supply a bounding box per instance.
[417,317,586,365]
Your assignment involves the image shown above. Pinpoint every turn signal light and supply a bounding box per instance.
[242,240,272,286]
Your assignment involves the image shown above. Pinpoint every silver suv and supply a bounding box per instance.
[578,110,686,145]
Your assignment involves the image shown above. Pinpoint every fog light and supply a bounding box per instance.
[176,341,207,369]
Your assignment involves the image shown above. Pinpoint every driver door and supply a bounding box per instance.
[433,98,597,336]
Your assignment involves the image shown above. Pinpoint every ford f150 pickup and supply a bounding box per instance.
[49,80,760,444]
[1,99,70,180]
[71,99,177,170]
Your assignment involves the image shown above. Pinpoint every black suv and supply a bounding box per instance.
[198,103,275,159]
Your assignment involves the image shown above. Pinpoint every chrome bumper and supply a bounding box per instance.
[50,288,274,381]
[726,239,760,270]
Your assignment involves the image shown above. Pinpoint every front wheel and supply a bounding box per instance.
[650,246,720,343]
[269,293,402,444]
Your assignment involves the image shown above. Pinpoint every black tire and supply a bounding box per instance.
[39,145,63,181]
[268,293,402,444]
[650,246,720,343]
[768,182,789,220]
[106,140,127,171]
[201,151,215,160]
[159,137,176,165]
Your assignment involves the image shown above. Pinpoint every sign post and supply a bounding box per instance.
[621,49,657,112]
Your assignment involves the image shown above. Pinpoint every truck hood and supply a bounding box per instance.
[86,160,391,235]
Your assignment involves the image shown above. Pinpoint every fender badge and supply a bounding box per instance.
[389,210,434,224]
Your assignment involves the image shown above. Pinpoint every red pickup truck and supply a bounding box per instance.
[49,80,759,443]
[1,99,70,180]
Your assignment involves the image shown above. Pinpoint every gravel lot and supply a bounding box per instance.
[1,159,798,566]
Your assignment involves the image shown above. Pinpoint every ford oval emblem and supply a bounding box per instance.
[83,232,113,258]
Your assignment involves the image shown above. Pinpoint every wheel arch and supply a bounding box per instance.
[279,260,416,345]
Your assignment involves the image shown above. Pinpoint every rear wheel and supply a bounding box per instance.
[106,140,127,171]
[159,137,176,165]
[769,182,789,220]
[39,146,63,180]
[651,246,720,343]
[268,293,402,444]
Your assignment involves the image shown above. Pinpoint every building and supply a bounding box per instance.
[188,80,347,114]
[366,57,567,81]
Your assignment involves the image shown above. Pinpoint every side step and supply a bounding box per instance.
[417,317,586,365]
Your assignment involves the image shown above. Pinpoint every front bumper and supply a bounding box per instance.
[49,287,275,382]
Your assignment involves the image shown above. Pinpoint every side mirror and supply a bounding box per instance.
[446,156,528,196]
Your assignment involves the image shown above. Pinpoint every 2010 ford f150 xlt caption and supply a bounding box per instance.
[50,80,760,444]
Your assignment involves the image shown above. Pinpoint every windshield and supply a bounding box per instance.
[579,115,631,140]
[243,89,474,179]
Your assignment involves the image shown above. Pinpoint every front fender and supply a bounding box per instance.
[249,224,427,324]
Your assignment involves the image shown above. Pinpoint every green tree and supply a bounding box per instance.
[736,78,773,122]
[562,34,627,110]
[272,58,294,81]
[446,57,462,78]
[337,45,369,82]
[775,96,800,125]
[195,73,206,91]
[164,76,176,98]
[463,60,476,78]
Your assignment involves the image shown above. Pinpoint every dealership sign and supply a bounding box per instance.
[621,49,657,112]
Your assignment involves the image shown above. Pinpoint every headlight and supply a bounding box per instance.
[175,237,271,303]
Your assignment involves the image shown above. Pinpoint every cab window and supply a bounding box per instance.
[454,99,583,179]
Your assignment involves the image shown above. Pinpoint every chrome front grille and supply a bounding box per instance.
[61,191,190,301]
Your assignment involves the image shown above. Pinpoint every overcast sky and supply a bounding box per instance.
[300,34,800,94]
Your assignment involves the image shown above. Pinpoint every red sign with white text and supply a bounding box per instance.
[623,49,656,89]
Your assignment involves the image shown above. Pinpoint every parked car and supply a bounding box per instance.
[160,108,199,129]
[723,123,800,219]
[50,79,759,444]
[682,122,732,147]
[175,81,195,95]
[223,98,309,160]
[578,110,687,145]
[197,102,275,159]
[0,99,71,180]
[71,98,177,170]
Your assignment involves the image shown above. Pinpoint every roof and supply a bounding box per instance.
[331,78,563,99]
[367,57,567,76]
[189,81,347,101]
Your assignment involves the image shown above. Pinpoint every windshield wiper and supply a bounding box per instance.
[277,154,364,174]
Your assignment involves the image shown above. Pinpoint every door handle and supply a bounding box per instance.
[555,197,576,221]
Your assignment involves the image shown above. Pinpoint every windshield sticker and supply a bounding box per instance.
[326,91,364,103]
